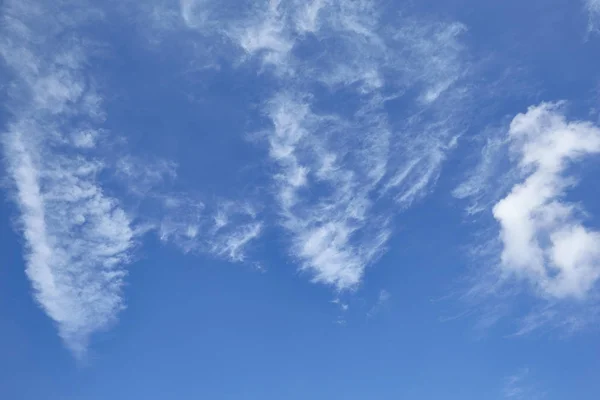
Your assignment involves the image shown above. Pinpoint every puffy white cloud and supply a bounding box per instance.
[494,103,600,299]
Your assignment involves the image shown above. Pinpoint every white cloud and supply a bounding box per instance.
[157,195,263,263]
[1,0,137,356]
[234,0,295,72]
[187,0,468,95]
[71,129,101,149]
[503,368,545,400]
[172,0,471,218]
[115,156,178,197]
[1,0,264,354]
[179,0,211,29]
[294,0,327,34]
[453,129,513,215]
[504,368,529,399]
[2,0,471,353]
[494,103,600,299]
[206,200,263,262]
[586,0,600,31]
[264,93,393,289]
[248,2,470,290]
[209,221,263,262]
[262,93,465,290]
[156,194,204,248]
[367,289,391,317]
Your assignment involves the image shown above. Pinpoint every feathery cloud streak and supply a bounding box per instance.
[586,0,600,31]
[503,368,545,400]
[264,93,391,288]
[157,195,263,263]
[172,0,471,290]
[0,0,137,356]
[247,1,470,289]
[1,0,265,355]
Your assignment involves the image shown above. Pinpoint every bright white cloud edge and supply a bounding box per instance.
[494,103,600,300]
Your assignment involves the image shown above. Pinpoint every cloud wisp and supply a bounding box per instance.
[453,130,513,216]
[157,194,263,263]
[586,0,600,32]
[503,368,545,400]
[263,93,391,289]
[1,0,138,356]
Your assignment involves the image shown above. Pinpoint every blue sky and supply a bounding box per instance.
[1,0,600,398]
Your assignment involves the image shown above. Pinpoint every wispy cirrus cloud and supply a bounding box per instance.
[0,0,137,357]
[156,194,263,263]
[503,368,545,400]
[453,127,514,216]
[207,200,263,262]
[225,1,468,94]
[0,0,265,356]
[264,92,391,289]
[253,2,471,290]
[169,0,472,290]
[367,289,391,318]
[110,153,263,263]
[585,0,600,32]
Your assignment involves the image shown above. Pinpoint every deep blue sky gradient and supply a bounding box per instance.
[2,0,600,399]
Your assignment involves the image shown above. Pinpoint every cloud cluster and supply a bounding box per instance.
[168,0,471,290]
[2,0,599,360]
[494,103,600,299]
[128,0,600,304]
[0,0,265,355]
[249,1,470,289]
